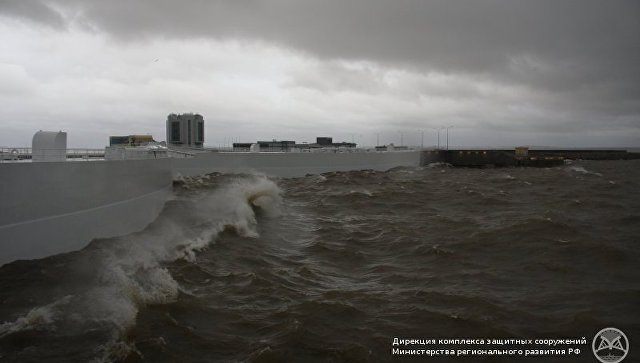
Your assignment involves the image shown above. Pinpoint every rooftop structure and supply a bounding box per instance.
[32,131,67,162]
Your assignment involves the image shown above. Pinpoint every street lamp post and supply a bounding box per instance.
[446,126,454,150]
[435,127,446,149]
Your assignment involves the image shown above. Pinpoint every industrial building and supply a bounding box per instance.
[232,143,253,152]
[109,135,155,146]
[232,140,297,152]
[232,137,357,152]
[257,140,296,152]
[166,113,204,147]
[314,137,356,148]
[316,137,333,146]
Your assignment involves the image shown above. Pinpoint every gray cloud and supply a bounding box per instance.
[0,0,65,28]
[9,1,639,104]
[14,2,636,74]
[1,0,639,146]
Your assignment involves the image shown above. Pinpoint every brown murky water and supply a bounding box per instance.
[1,160,639,362]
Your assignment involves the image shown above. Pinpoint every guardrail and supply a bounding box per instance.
[221,147,405,153]
[0,147,105,162]
[166,149,195,158]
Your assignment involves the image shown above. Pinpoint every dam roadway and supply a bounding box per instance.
[420,148,640,167]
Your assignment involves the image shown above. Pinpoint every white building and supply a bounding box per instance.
[32,131,67,162]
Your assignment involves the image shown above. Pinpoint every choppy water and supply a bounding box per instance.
[1,161,639,362]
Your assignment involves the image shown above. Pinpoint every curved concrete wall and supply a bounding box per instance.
[0,159,173,265]
[0,150,421,265]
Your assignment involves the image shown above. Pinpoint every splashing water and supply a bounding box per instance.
[1,162,638,362]
[0,174,282,361]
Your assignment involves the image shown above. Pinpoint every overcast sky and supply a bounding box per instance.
[1,0,638,148]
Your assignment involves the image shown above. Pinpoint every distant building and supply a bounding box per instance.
[233,136,356,152]
[311,137,356,148]
[515,146,529,158]
[314,137,355,148]
[232,143,253,151]
[166,113,204,147]
[257,140,296,152]
[109,135,155,146]
[294,142,311,150]
[331,141,357,148]
[316,137,333,146]
[375,143,405,151]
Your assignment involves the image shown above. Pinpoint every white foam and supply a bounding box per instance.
[1,175,283,361]
[349,189,373,197]
[426,162,451,168]
[0,295,72,337]
[568,166,602,176]
[91,339,141,363]
[89,175,283,329]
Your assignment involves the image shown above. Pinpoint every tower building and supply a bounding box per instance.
[166,113,204,147]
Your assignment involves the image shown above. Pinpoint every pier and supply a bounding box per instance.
[420,148,640,167]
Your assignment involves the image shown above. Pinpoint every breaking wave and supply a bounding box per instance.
[1,161,638,362]
[568,165,603,176]
[0,295,72,338]
[0,174,282,362]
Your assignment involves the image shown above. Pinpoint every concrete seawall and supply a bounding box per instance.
[0,159,173,265]
[174,150,422,178]
[420,149,640,167]
[7,146,633,265]
[0,150,422,265]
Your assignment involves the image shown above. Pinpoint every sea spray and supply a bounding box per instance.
[0,295,72,337]
[568,165,603,176]
[0,161,638,362]
[0,174,282,362]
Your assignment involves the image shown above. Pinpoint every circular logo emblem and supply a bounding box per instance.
[592,327,629,363]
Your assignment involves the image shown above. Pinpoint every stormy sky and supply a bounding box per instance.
[1,1,638,148]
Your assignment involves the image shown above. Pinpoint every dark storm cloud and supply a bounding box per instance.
[6,1,638,76]
[0,0,65,28]
[6,0,640,105]
[1,0,639,141]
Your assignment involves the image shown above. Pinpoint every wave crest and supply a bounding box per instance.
[0,174,283,362]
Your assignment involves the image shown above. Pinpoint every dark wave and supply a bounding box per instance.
[1,160,639,362]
